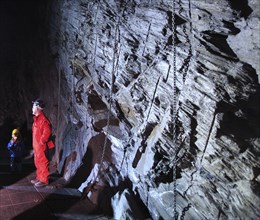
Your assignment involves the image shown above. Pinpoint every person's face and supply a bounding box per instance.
[32,104,39,116]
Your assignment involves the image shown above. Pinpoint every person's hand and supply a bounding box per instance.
[10,138,16,143]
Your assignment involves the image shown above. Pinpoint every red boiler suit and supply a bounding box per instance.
[32,112,53,184]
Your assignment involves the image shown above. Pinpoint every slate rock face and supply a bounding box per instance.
[47,0,259,219]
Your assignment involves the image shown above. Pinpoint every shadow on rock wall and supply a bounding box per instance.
[67,133,112,188]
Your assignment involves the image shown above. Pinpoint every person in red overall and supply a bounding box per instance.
[31,99,54,187]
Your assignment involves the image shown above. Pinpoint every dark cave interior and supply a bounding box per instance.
[0,0,52,150]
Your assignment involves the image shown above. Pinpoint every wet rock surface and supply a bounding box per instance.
[46,1,259,219]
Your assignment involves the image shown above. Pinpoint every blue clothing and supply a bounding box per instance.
[7,139,24,158]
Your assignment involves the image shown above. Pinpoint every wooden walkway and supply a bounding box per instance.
[0,150,112,220]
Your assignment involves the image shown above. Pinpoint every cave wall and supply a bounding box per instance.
[47,0,259,219]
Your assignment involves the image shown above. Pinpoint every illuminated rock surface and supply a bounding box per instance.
[0,0,259,219]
